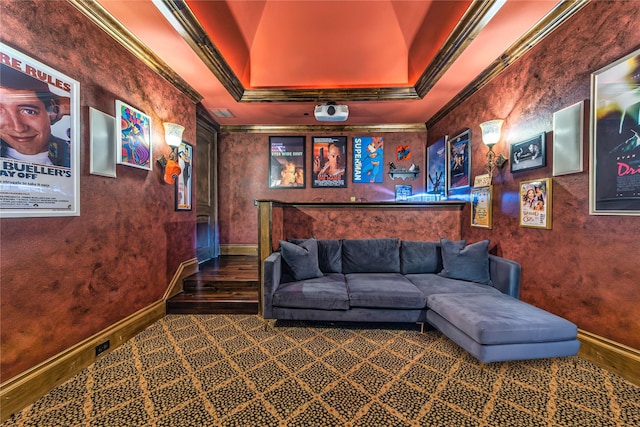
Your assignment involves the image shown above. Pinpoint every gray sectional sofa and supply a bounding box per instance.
[262,237,580,362]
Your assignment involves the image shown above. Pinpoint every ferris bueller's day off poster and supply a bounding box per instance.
[0,42,80,217]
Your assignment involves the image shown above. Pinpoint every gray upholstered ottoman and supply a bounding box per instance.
[426,293,579,363]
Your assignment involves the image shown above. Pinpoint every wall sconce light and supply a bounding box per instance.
[480,119,508,182]
[158,122,184,184]
[163,122,185,149]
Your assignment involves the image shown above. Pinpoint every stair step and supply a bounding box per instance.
[183,278,259,291]
[166,255,260,315]
[166,290,259,315]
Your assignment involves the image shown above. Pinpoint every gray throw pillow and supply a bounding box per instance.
[288,238,342,273]
[438,238,492,285]
[400,240,441,274]
[279,238,324,281]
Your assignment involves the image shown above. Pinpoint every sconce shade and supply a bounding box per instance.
[480,120,504,146]
[163,122,184,147]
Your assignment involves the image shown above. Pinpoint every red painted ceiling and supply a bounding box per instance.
[96,0,562,126]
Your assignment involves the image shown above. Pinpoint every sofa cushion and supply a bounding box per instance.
[438,238,491,285]
[405,273,500,299]
[427,293,578,345]
[273,273,349,310]
[400,240,441,274]
[289,238,342,273]
[279,238,324,281]
[342,238,400,273]
[346,273,426,309]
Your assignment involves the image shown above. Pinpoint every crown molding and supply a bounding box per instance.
[414,0,505,98]
[220,124,426,134]
[68,0,202,104]
[426,0,590,129]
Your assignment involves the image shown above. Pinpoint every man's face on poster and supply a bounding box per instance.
[0,87,52,155]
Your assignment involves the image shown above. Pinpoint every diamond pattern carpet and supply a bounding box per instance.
[3,315,639,426]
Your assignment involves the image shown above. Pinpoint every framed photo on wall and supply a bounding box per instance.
[353,136,384,183]
[590,48,640,215]
[447,129,471,192]
[519,178,552,229]
[427,135,447,197]
[0,42,81,218]
[116,100,152,171]
[269,136,306,188]
[470,186,492,229]
[312,136,347,188]
[510,132,546,173]
[175,141,193,211]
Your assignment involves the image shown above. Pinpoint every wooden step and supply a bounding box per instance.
[167,289,259,314]
[166,255,260,315]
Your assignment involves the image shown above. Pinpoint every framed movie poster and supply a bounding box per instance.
[470,186,492,229]
[0,43,81,218]
[312,136,347,188]
[447,129,471,191]
[269,136,305,188]
[590,48,640,215]
[353,136,384,183]
[427,135,447,197]
[510,132,546,173]
[116,100,152,170]
[175,141,193,211]
[519,178,552,229]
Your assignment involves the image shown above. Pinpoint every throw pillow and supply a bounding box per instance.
[288,238,342,273]
[438,238,492,285]
[279,238,324,281]
[400,240,441,274]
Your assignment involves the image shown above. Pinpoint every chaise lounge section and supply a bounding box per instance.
[262,237,579,362]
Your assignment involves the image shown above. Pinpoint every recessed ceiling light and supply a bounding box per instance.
[210,108,235,118]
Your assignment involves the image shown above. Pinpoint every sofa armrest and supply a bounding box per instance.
[489,255,521,299]
[262,252,282,319]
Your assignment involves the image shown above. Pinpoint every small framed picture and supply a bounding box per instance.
[470,186,492,229]
[175,141,193,211]
[519,178,552,229]
[395,185,412,201]
[269,136,306,188]
[447,129,471,192]
[116,100,152,170]
[510,133,546,173]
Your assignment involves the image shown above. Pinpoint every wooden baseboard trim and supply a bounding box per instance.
[0,258,198,421]
[163,257,199,300]
[220,244,258,256]
[577,329,640,386]
[0,300,165,421]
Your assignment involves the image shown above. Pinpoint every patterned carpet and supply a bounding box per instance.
[3,314,639,426]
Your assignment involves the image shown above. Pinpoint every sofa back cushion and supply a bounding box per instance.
[400,240,442,274]
[438,238,492,285]
[342,238,400,273]
[288,238,342,273]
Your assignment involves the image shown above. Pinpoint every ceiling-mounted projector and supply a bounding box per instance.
[314,102,349,122]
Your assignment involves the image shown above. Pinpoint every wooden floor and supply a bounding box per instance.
[166,255,259,314]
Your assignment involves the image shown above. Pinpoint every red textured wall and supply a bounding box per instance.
[267,204,462,252]
[218,131,427,244]
[428,1,640,349]
[0,1,196,381]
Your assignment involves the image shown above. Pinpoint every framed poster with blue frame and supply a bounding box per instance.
[447,129,471,192]
[353,136,384,183]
